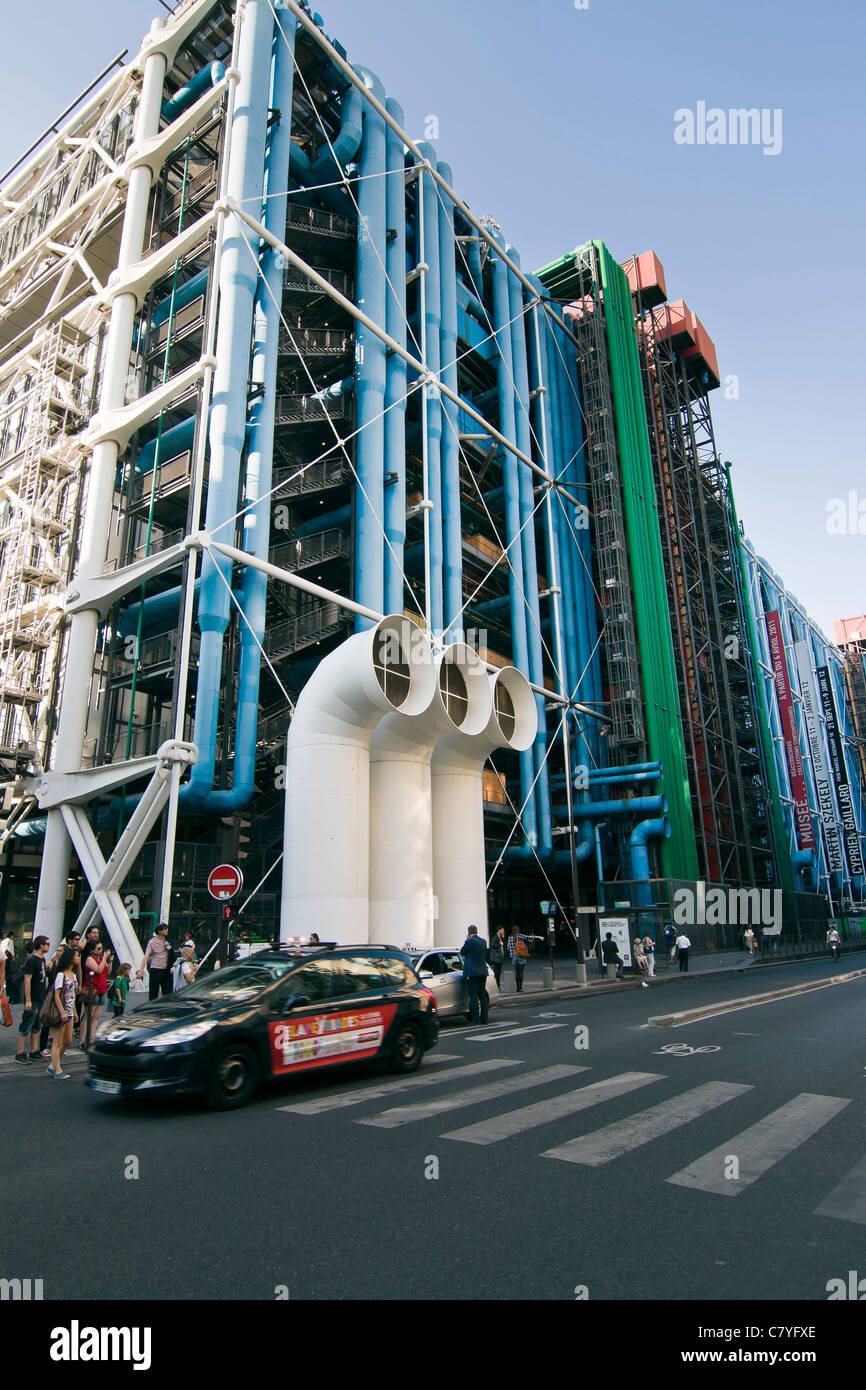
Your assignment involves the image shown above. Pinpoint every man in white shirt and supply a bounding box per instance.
[675,932,691,973]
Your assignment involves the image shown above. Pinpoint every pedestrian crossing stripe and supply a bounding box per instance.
[442,1071,660,1146]
[277,1056,513,1115]
[666,1092,850,1196]
[813,1153,866,1226]
[357,1064,581,1129]
[465,1023,567,1042]
[542,1081,752,1166]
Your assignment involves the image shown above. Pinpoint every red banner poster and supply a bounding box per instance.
[765,611,816,851]
[268,1005,397,1074]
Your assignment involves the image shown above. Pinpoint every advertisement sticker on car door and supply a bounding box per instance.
[268,1005,397,1073]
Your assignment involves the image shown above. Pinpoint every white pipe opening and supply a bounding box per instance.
[280,616,436,944]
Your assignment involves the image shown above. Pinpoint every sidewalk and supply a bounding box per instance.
[493,943,866,1007]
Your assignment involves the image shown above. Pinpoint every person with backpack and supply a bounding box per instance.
[135,923,174,1000]
[508,928,540,993]
[171,943,199,993]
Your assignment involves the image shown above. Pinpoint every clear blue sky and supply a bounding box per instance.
[2,0,863,638]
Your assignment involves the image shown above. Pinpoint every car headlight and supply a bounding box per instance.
[140,1019,220,1048]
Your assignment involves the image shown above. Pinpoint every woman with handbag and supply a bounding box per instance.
[43,948,78,1079]
[80,942,113,1050]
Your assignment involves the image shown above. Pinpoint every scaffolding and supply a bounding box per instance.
[633,291,775,885]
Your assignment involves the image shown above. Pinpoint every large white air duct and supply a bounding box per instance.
[369,642,493,950]
[431,666,537,945]
[280,616,436,943]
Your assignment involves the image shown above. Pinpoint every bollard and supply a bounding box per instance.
[605,963,617,981]
[542,966,554,989]
[574,962,587,986]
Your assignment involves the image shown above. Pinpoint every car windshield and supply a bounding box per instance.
[178,961,294,1004]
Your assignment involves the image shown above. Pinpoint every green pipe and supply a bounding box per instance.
[592,242,698,881]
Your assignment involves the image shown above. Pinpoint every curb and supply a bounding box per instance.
[646,968,866,1028]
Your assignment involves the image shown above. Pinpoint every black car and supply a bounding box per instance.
[88,945,439,1110]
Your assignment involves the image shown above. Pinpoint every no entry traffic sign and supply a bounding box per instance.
[207,864,243,901]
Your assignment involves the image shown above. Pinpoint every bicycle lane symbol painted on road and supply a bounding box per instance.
[652,1043,722,1057]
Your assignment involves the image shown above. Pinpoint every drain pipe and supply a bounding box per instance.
[281,616,437,943]
[432,667,537,944]
[630,815,671,912]
[416,141,444,637]
[438,161,463,642]
[383,99,408,615]
[370,643,493,949]
[491,236,537,849]
[507,245,551,857]
[353,66,387,628]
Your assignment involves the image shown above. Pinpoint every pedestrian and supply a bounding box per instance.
[110,963,132,1017]
[135,923,173,1000]
[14,936,51,1062]
[743,926,755,954]
[508,927,535,993]
[827,925,841,960]
[676,931,691,972]
[460,925,490,1023]
[664,922,676,964]
[46,948,78,1078]
[642,931,656,978]
[489,926,506,988]
[182,930,198,961]
[75,926,101,1031]
[80,941,113,1049]
[633,937,649,987]
[309,932,320,945]
[171,943,199,992]
[601,932,624,980]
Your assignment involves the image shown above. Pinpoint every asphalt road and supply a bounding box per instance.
[2,956,865,1302]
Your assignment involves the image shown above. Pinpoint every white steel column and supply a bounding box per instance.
[34,21,169,943]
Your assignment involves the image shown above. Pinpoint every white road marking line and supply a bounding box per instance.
[357,1064,581,1129]
[276,1056,512,1114]
[543,1081,752,1166]
[466,1023,567,1042]
[814,1154,866,1226]
[443,1071,660,1146]
[666,1093,851,1196]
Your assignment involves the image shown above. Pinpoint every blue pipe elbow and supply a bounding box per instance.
[161,62,225,124]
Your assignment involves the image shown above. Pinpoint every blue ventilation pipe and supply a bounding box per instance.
[161,61,225,123]
[630,816,671,910]
[589,762,662,779]
[416,141,444,637]
[182,0,275,809]
[133,415,196,474]
[353,67,388,629]
[383,99,408,616]
[507,246,551,856]
[292,503,351,539]
[572,795,668,820]
[289,81,362,189]
[490,233,536,847]
[438,161,463,642]
[151,268,209,330]
[199,3,298,813]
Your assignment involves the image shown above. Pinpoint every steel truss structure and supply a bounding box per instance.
[633,293,775,886]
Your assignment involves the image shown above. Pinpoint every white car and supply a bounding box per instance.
[409,948,500,1020]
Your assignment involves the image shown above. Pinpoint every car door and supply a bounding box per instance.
[438,951,469,1015]
[266,957,394,1074]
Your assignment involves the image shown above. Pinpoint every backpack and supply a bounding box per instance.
[171,957,189,991]
[515,937,529,959]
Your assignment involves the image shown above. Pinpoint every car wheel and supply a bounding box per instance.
[205,1043,260,1110]
[387,1022,423,1074]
